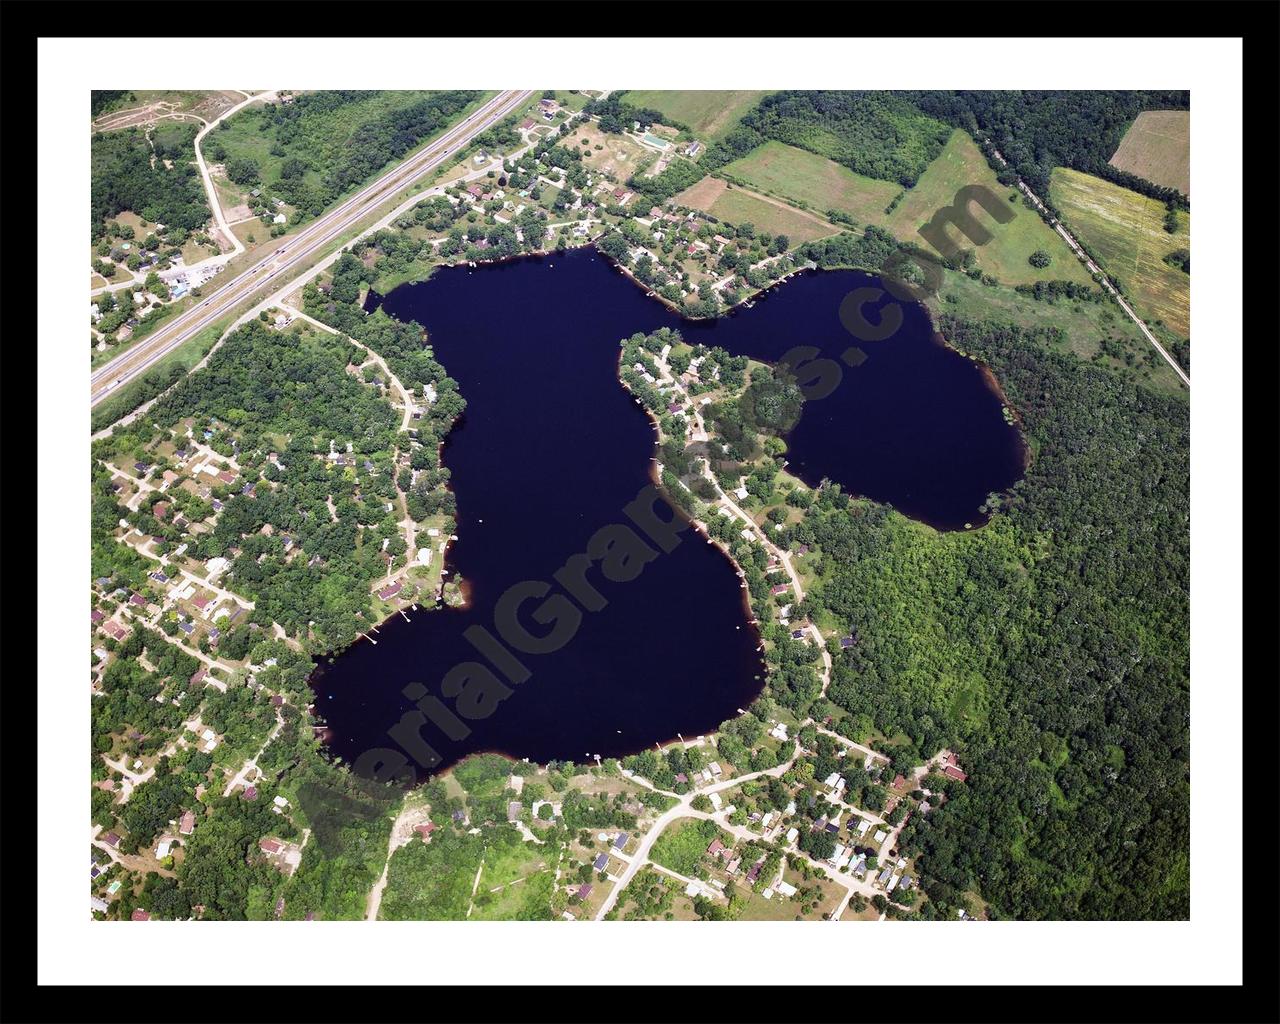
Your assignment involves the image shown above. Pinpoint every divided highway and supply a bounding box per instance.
[91,89,533,407]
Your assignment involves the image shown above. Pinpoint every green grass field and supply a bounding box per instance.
[1049,167,1190,338]
[622,90,769,140]
[885,130,1094,288]
[650,817,728,877]
[379,828,485,920]
[721,140,901,224]
[467,826,557,921]
[215,91,438,198]
[927,270,1186,397]
[212,91,490,222]
[713,129,1091,288]
[675,177,836,247]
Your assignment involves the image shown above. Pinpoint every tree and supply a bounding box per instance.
[1028,250,1051,268]
[226,158,260,186]
[800,828,836,861]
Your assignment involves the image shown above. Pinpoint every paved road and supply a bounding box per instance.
[593,758,792,920]
[193,91,276,260]
[91,90,533,407]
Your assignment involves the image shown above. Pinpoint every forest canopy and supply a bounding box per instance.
[90,125,210,240]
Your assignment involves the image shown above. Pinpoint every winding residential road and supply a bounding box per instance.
[192,91,277,260]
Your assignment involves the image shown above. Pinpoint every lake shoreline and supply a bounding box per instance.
[311,249,1023,777]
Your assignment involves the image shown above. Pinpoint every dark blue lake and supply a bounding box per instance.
[310,248,1024,780]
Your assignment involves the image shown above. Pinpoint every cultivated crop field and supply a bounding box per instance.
[1049,167,1190,338]
[721,140,901,225]
[885,130,1095,288]
[622,90,769,140]
[674,177,837,246]
[1108,110,1190,196]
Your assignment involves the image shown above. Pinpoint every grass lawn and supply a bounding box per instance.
[371,258,437,295]
[468,826,557,920]
[721,140,901,225]
[649,816,727,876]
[676,178,837,247]
[737,864,846,920]
[378,827,484,920]
[181,238,221,265]
[470,868,556,920]
[214,91,440,203]
[622,90,770,140]
[565,121,655,179]
[231,219,266,248]
[926,269,1185,396]
[1108,110,1190,196]
[213,90,493,225]
[1048,167,1190,338]
[91,210,159,269]
[885,130,1094,288]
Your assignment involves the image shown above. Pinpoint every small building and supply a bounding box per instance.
[612,832,629,850]
[178,810,196,836]
[944,764,968,783]
[131,909,151,922]
[575,883,593,902]
[593,852,609,871]
[259,838,283,855]
[507,801,523,823]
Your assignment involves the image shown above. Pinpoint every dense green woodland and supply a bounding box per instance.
[92,316,459,654]
[91,91,133,117]
[789,318,1189,918]
[210,90,479,220]
[715,91,954,186]
[628,89,1188,215]
[904,90,1191,204]
[91,125,210,239]
[628,91,954,206]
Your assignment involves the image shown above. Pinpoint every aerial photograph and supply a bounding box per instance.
[84,84,1193,928]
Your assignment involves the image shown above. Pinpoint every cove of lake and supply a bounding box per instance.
[309,248,1026,780]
